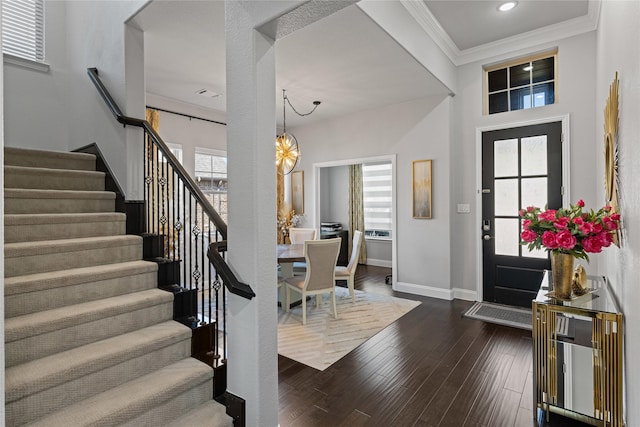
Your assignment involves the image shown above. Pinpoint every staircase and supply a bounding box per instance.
[4,147,233,426]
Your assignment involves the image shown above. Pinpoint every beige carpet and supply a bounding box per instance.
[278,287,421,371]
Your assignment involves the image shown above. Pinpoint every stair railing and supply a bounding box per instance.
[87,67,255,397]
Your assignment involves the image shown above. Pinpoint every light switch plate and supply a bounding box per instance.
[457,203,470,214]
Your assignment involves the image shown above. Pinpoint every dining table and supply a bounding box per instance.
[277,243,306,307]
[277,243,305,278]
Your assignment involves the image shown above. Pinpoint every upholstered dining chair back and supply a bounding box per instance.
[289,227,317,244]
[346,230,363,272]
[305,238,341,292]
[334,230,363,303]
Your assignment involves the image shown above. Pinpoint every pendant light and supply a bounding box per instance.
[276,89,320,175]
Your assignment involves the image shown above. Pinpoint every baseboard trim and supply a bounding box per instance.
[453,288,477,301]
[395,281,453,300]
[366,258,392,268]
[222,391,246,427]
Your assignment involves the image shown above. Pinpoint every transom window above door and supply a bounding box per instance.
[484,49,557,115]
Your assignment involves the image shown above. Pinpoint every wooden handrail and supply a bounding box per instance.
[87,67,254,300]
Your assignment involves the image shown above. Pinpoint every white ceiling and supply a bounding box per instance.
[132,0,595,127]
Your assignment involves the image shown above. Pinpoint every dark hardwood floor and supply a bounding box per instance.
[278,265,590,427]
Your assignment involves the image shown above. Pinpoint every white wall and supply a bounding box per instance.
[320,165,349,227]
[4,1,69,151]
[595,1,640,424]
[292,94,453,298]
[451,31,598,297]
[146,93,227,177]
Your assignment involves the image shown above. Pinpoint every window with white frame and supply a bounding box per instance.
[2,0,45,62]
[362,162,392,239]
[195,149,227,223]
[167,143,183,164]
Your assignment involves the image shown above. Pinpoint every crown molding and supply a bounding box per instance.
[402,0,600,66]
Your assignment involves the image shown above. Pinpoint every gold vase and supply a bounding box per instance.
[550,252,574,299]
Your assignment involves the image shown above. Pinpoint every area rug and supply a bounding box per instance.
[278,287,421,371]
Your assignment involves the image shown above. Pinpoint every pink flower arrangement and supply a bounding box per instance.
[519,199,620,261]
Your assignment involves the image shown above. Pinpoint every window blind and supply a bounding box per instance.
[2,0,44,62]
[362,162,392,236]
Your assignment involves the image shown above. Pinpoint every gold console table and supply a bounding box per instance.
[532,271,624,426]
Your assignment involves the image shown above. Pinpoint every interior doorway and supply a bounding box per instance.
[313,154,397,287]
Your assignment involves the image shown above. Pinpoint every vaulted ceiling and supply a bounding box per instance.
[131,0,596,127]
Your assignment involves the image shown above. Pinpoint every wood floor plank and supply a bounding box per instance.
[278,266,592,427]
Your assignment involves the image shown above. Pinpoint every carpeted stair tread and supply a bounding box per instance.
[4,165,106,191]
[4,212,125,226]
[4,188,114,200]
[4,188,115,214]
[4,261,158,318]
[4,147,96,171]
[25,358,213,427]
[4,235,142,277]
[4,212,126,243]
[4,288,173,343]
[5,260,156,297]
[5,235,141,258]
[6,321,192,403]
[166,400,233,427]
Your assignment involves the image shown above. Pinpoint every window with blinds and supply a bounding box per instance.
[195,149,227,223]
[2,0,45,62]
[362,162,392,239]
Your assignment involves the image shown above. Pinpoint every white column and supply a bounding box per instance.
[225,2,281,426]
[124,23,145,200]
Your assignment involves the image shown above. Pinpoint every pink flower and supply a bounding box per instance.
[583,236,603,253]
[553,216,570,230]
[576,199,585,207]
[579,222,594,235]
[602,216,618,230]
[522,219,532,229]
[592,222,603,233]
[572,217,584,226]
[538,210,557,222]
[541,231,559,249]
[518,209,526,216]
[527,206,535,212]
[611,213,621,221]
[597,232,613,248]
[521,229,538,243]
[604,205,612,212]
[556,230,577,250]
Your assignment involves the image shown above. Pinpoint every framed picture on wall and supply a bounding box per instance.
[291,170,304,214]
[412,160,432,219]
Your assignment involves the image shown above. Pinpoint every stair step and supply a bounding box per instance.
[26,358,213,427]
[4,147,96,171]
[4,235,142,277]
[6,321,192,425]
[4,165,105,191]
[4,212,126,243]
[166,400,233,427]
[4,260,158,318]
[5,289,174,367]
[4,188,115,214]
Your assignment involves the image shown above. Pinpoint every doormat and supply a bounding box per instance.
[463,301,532,330]
[463,302,573,337]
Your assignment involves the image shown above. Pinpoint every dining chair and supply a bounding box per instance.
[334,230,363,303]
[284,238,341,325]
[289,227,317,275]
[288,227,317,244]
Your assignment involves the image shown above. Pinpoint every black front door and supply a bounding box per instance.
[482,121,563,307]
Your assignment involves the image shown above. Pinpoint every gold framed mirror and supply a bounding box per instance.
[604,72,620,244]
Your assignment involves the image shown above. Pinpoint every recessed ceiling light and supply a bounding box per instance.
[498,1,517,12]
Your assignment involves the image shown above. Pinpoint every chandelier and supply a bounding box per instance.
[276,89,320,175]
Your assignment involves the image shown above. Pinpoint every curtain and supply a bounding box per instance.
[276,165,286,243]
[348,164,367,264]
[146,108,160,132]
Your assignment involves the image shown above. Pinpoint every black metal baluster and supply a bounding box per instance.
[160,150,167,257]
